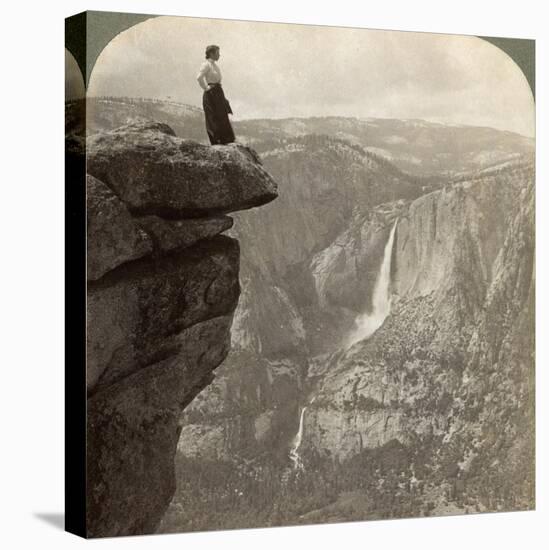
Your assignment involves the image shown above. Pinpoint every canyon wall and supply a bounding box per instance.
[150,117,533,525]
[301,161,534,511]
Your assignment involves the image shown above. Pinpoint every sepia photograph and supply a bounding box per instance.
[65,10,535,539]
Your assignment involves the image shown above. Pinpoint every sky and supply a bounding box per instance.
[74,15,534,137]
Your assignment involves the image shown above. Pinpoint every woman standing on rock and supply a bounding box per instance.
[197,45,236,145]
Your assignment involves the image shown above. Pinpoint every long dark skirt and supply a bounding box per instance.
[202,84,235,145]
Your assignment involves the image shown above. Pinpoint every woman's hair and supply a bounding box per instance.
[205,45,220,59]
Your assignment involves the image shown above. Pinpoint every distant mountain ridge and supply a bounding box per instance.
[66,97,534,177]
[235,115,534,177]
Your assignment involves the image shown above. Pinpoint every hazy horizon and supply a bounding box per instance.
[75,95,537,139]
[67,15,535,138]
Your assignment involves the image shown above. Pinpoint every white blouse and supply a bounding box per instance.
[197,60,222,85]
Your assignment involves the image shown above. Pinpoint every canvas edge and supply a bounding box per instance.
[65,10,88,539]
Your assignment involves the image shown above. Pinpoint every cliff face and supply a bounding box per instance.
[301,162,535,510]
[84,121,277,537]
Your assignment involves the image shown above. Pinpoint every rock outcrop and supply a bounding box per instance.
[87,174,153,280]
[87,121,277,217]
[84,121,277,537]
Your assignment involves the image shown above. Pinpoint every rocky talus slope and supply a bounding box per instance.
[83,121,277,537]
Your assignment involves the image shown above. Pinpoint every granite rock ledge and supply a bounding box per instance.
[83,121,278,537]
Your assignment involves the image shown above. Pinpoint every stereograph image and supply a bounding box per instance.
[65,11,535,538]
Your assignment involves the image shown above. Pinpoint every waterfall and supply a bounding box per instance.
[288,221,397,470]
[345,220,398,349]
[289,406,308,470]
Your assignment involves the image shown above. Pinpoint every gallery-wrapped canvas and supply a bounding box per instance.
[65,10,535,539]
